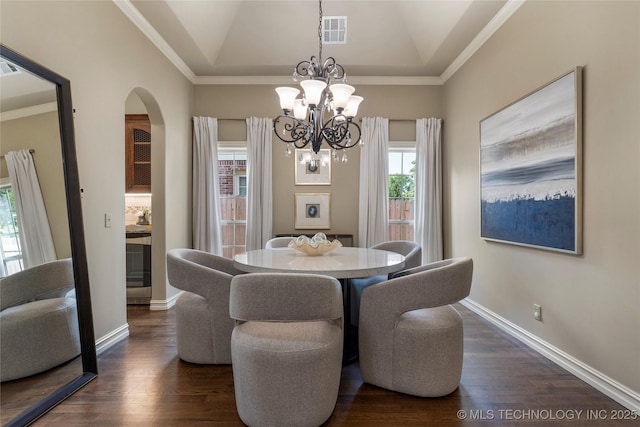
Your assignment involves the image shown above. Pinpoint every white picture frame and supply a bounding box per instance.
[294,193,331,229]
[294,149,331,185]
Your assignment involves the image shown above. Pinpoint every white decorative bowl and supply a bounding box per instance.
[288,233,343,256]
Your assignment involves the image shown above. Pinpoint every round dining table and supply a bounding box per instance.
[233,246,405,364]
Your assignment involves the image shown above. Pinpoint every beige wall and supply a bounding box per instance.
[1,112,71,259]
[1,1,193,339]
[194,84,443,242]
[443,0,639,394]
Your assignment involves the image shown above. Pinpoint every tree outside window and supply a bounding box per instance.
[388,150,415,241]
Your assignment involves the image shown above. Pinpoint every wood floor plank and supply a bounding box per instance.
[30,304,635,426]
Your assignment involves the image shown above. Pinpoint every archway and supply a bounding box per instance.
[124,88,167,312]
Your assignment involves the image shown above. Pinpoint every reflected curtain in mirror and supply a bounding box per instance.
[4,149,56,269]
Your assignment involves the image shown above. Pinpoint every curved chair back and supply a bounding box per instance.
[371,240,422,270]
[230,273,342,323]
[265,236,294,249]
[167,248,243,299]
[1,258,74,310]
[363,257,473,323]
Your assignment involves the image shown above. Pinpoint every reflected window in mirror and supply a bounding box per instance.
[0,181,23,276]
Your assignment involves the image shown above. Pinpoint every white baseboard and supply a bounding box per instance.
[95,323,129,355]
[94,292,181,355]
[149,291,182,311]
[460,299,640,412]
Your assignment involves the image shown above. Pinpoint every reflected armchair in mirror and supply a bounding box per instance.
[1,258,80,382]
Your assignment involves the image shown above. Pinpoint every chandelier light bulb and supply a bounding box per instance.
[300,79,327,106]
[344,95,363,117]
[275,87,300,111]
[329,84,355,110]
[293,99,308,120]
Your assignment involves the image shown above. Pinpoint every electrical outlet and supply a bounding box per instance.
[533,304,542,321]
[105,212,112,228]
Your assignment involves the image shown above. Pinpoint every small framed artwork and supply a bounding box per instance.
[295,149,331,185]
[295,193,330,229]
[480,67,582,254]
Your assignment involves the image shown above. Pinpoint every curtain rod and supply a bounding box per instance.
[0,149,35,160]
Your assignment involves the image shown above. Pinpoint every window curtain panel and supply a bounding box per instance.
[192,117,223,255]
[415,118,443,263]
[358,117,389,248]
[245,117,273,251]
[4,149,56,268]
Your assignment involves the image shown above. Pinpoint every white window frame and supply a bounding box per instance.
[218,142,247,258]
[0,177,23,276]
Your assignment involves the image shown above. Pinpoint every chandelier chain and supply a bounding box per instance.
[318,0,323,63]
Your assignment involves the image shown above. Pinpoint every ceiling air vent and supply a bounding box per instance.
[0,60,20,77]
[323,16,347,44]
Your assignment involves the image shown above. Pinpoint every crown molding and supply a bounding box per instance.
[1,102,57,122]
[192,75,443,86]
[440,0,526,83]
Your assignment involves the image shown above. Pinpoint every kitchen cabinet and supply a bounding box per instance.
[125,114,151,193]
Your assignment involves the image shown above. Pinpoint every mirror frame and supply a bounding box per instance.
[1,44,97,427]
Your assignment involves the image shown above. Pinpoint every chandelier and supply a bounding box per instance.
[273,0,363,163]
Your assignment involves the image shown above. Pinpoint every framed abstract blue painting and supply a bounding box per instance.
[480,67,583,254]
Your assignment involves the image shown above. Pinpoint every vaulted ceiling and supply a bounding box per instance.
[117,0,523,84]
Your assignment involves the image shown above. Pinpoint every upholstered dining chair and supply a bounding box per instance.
[350,240,422,325]
[1,258,80,382]
[229,272,343,427]
[359,257,473,397]
[264,236,294,249]
[166,248,243,364]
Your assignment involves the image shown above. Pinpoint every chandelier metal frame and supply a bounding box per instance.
[273,0,362,157]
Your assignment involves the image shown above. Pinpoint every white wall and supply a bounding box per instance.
[1,1,193,340]
[443,0,639,399]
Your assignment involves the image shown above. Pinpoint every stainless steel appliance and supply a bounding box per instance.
[126,233,151,304]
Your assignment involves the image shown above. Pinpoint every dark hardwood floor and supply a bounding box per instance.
[32,304,635,426]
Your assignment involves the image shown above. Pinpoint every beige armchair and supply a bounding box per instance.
[166,248,243,364]
[1,258,80,382]
[229,272,343,427]
[358,257,473,397]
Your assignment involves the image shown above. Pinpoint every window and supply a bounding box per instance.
[388,148,416,241]
[218,150,246,258]
[0,182,23,276]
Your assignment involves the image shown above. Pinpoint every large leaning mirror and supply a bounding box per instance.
[0,44,97,427]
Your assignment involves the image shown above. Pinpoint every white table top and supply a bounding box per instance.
[233,247,405,279]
